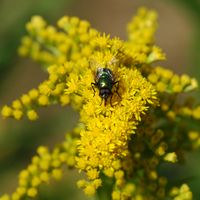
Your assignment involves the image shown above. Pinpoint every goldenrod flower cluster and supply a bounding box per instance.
[1,7,199,200]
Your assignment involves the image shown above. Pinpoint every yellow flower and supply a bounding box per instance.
[73,61,157,187]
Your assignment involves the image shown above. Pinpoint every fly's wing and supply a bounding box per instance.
[107,55,120,81]
[89,58,104,82]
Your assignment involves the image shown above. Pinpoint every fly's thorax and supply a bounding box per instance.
[96,68,113,81]
[98,76,113,90]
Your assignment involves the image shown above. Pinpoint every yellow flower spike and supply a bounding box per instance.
[27,187,38,198]
[1,105,12,118]
[27,110,38,120]
[164,152,178,163]
[77,68,156,180]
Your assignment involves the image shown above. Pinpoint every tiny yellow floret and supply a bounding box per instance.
[84,184,96,196]
[1,105,12,118]
[27,187,38,197]
[27,110,38,120]
[164,152,178,163]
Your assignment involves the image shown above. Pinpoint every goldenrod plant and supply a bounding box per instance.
[1,7,200,200]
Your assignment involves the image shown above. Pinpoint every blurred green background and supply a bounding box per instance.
[0,0,200,199]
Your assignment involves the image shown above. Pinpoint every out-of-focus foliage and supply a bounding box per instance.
[0,0,71,87]
[166,0,200,80]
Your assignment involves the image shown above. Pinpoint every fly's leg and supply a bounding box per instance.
[113,81,121,99]
[91,82,97,97]
[100,98,104,106]
[109,92,113,107]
